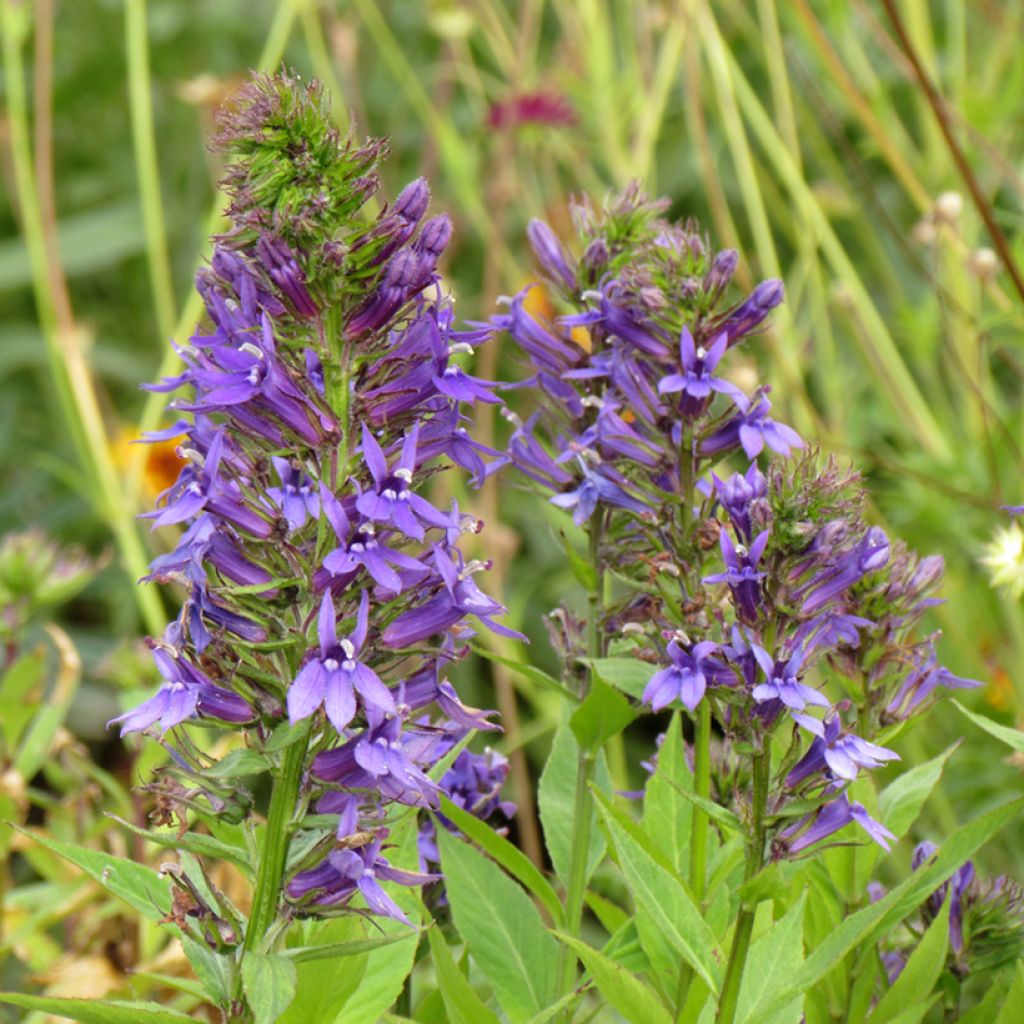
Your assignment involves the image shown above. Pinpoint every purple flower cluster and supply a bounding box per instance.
[496,187,976,860]
[114,73,516,926]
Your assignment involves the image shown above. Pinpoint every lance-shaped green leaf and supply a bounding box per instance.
[438,825,559,1023]
[581,656,655,699]
[552,932,674,1024]
[870,892,950,1023]
[643,712,692,873]
[241,952,298,1024]
[878,743,958,838]
[593,787,723,993]
[538,722,609,885]
[0,995,193,1024]
[109,815,252,874]
[427,926,502,1024]
[953,700,1024,755]
[437,796,563,925]
[736,894,806,1024]
[571,676,636,752]
[17,827,170,921]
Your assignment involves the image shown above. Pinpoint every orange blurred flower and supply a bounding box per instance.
[112,426,185,499]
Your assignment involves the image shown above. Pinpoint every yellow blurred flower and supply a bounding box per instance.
[520,280,591,352]
[980,523,1024,600]
[112,426,185,499]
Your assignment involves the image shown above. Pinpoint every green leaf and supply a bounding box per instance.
[643,713,692,873]
[661,777,743,836]
[470,644,580,702]
[279,919,367,1024]
[736,894,806,1024]
[952,700,1024,754]
[241,952,297,1024]
[559,528,598,590]
[207,746,271,778]
[571,676,636,752]
[592,788,723,993]
[0,995,193,1023]
[738,860,804,908]
[538,722,608,885]
[552,932,674,1024]
[438,796,563,925]
[762,797,1024,1016]
[437,825,559,1023]
[285,932,416,963]
[182,936,232,1006]
[996,961,1024,1024]
[427,927,502,1024]
[0,651,44,753]
[582,656,655,699]
[17,827,170,922]
[108,816,252,874]
[878,743,958,838]
[338,825,423,1024]
[870,892,950,1023]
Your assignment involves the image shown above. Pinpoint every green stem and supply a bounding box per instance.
[243,737,307,952]
[126,0,176,342]
[557,518,604,1001]
[716,748,769,1024]
[689,699,712,905]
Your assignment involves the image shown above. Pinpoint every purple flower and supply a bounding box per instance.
[700,391,803,460]
[268,457,320,531]
[356,424,452,541]
[712,464,768,542]
[658,328,748,418]
[381,548,520,648]
[109,644,252,735]
[702,529,769,623]
[718,279,784,345]
[749,643,831,720]
[527,219,576,291]
[799,526,890,614]
[257,235,318,318]
[781,792,896,854]
[885,642,980,720]
[321,485,426,593]
[643,639,733,711]
[289,590,396,731]
[550,460,650,526]
[913,842,975,954]
[314,717,441,807]
[287,831,436,924]
[787,714,899,784]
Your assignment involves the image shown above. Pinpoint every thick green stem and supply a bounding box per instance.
[243,738,307,952]
[557,518,604,1001]
[716,748,770,1024]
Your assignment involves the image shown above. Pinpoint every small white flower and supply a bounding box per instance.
[980,523,1024,599]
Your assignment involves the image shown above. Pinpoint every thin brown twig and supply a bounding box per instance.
[879,0,1024,305]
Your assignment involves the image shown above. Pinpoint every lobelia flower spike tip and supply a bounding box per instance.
[112,72,515,1008]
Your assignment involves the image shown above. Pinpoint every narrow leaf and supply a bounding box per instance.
[427,927,502,1024]
[538,722,607,885]
[553,932,673,1024]
[437,796,563,925]
[952,700,1024,754]
[582,656,655,699]
[736,894,806,1024]
[438,826,559,1023]
[571,676,636,752]
[16,827,170,921]
[241,952,297,1024]
[878,743,958,838]
[0,995,193,1023]
[593,788,723,993]
[870,893,950,1023]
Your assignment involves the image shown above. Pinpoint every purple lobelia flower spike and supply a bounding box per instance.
[113,72,515,944]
